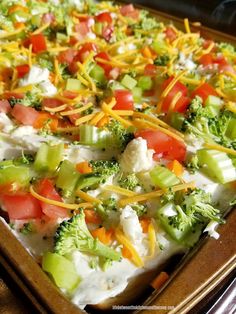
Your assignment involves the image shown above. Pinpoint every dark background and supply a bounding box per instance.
[129,0,236,35]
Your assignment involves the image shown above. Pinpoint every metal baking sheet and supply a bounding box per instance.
[0,6,235,314]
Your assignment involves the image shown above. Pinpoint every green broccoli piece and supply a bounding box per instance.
[19,222,33,235]
[96,197,117,219]
[137,10,161,31]
[118,173,139,191]
[107,120,134,150]
[218,42,235,55]
[154,55,170,66]
[183,97,236,149]
[54,213,121,261]
[90,159,120,178]
[170,189,223,230]
[131,204,147,217]
[185,155,200,174]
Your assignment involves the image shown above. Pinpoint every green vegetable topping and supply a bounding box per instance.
[54,213,121,261]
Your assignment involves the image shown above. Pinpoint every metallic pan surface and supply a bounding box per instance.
[0,7,235,314]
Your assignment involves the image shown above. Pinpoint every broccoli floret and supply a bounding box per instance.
[90,159,120,178]
[96,197,117,219]
[118,173,139,191]
[54,213,121,261]
[131,204,147,217]
[183,97,236,149]
[136,10,161,31]
[170,189,223,230]
[107,120,134,150]
[185,155,200,174]
[218,42,235,55]
[154,55,170,66]
[19,222,33,235]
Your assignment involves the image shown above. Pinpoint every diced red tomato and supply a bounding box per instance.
[144,64,157,77]
[1,193,42,220]
[75,22,90,37]
[42,13,55,24]
[120,4,139,19]
[62,90,79,99]
[199,53,214,67]
[164,27,177,42]
[4,92,24,100]
[102,25,114,41]
[42,97,64,108]
[76,42,97,63]
[95,12,112,24]
[135,129,186,162]
[120,4,135,15]
[37,179,69,219]
[214,55,235,73]
[161,76,189,113]
[30,34,47,54]
[95,51,112,76]
[11,104,39,126]
[191,82,218,104]
[0,99,11,113]
[16,64,30,78]
[63,105,81,125]
[113,90,134,110]
[57,49,77,64]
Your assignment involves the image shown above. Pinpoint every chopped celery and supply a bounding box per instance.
[205,95,222,116]
[94,22,103,35]
[56,160,80,196]
[79,124,111,148]
[42,252,80,291]
[109,81,126,91]
[197,149,236,183]
[137,76,153,91]
[152,40,168,54]
[31,15,41,27]
[226,118,236,139]
[56,32,68,42]
[34,143,64,173]
[121,74,137,90]
[66,78,84,91]
[170,112,185,131]
[90,64,106,84]
[0,161,31,187]
[132,86,143,102]
[150,165,180,188]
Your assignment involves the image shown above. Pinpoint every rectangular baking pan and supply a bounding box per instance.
[0,7,235,314]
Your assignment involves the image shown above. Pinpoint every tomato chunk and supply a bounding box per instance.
[1,193,42,220]
[161,76,189,113]
[120,4,139,19]
[76,43,97,63]
[37,179,69,219]
[42,97,64,108]
[191,82,218,104]
[16,64,30,78]
[95,51,112,76]
[11,104,39,126]
[95,12,112,24]
[30,34,47,54]
[135,129,186,162]
[113,90,134,110]
[57,49,77,64]
[164,27,177,42]
[0,99,11,113]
